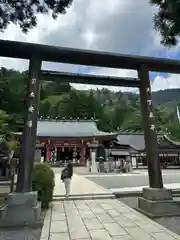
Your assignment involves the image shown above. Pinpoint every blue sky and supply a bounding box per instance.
[71,49,180,84]
[150,50,180,82]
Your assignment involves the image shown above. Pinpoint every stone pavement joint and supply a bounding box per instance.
[40,199,180,240]
[46,170,180,239]
[53,194,115,201]
[53,172,113,197]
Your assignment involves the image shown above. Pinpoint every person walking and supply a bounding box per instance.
[61,161,73,198]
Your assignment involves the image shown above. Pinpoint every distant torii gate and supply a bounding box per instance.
[1,39,180,226]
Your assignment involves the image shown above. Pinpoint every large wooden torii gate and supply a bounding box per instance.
[1,39,180,225]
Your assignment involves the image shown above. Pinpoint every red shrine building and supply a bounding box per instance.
[13,120,180,169]
[28,119,117,165]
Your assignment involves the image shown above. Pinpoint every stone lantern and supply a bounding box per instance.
[87,139,99,173]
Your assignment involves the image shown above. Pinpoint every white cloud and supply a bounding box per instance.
[0,0,179,92]
[152,74,180,92]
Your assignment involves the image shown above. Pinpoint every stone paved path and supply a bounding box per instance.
[41,199,180,240]
[53,173,112,196]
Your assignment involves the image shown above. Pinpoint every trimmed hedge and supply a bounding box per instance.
[32,163,55,209]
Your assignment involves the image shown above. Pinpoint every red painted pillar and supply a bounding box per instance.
[47,147,51,161]
[80,145,86,166]
[47,140,51,162]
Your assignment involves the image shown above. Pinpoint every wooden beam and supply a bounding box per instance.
[1,40,180,73]
[138,64,163,188]
[41,70,140,87]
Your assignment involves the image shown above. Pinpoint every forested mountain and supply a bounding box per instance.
[1,68,180,140]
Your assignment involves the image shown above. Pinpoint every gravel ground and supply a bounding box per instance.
[119,197,180,236]
[0,210,46,240]
[0,227,42,240]
[86,173,180,189]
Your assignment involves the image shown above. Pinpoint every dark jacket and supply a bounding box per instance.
[61,163,73,180]
[67,163,73,179]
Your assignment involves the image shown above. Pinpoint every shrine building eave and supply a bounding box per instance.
[116,133,180,152]
[116,133,145,152]
[13,120,118,140]
[163,135,180,146]
[37,133,117,140]
[37,120,118,140]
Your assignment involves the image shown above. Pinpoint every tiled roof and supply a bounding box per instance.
[36,120,116,138]
[116,134,145,151]
[116,133,179,151]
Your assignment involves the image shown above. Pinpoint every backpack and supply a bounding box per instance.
[61,168,69,180]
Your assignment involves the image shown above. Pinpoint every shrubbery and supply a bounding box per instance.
[32,163,55,209]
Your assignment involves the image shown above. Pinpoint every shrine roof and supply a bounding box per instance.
[116,133,179,151]
[163,135,180,146]
[36,120,117,139]
[116,134,145,151]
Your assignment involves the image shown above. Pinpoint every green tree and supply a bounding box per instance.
[2,67,180,139]
[154,108,170,131]
[42,82,71,98]
[0,0,73,33]
[0,68,25,131]
[66,90,81,118]
[111,106,129,130]
[82,91,103,119]
[0,110,10,136]
[165,120,180,140]
[97,112,112,132]
[40,84,46,101]
[40,100,52,117]
[121,110,143,131]
[150,0,180,46]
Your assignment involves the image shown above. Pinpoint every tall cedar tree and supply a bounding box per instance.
[150,0,180,46]
[0,0,73,33]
